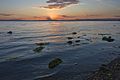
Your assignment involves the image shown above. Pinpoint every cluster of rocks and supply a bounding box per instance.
[87,57,120,80]
[67,32,81,45]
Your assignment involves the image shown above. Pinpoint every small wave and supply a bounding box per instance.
[33,68,62,80]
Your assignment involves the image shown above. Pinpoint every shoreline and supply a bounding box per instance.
[87,57,120,80]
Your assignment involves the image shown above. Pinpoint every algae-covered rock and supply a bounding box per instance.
[48,58,63,69]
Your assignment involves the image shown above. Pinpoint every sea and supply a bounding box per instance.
[0,21,120,80]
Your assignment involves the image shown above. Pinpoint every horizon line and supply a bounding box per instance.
[0,18,120,21]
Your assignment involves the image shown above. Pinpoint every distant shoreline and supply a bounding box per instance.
[0,19,120,21]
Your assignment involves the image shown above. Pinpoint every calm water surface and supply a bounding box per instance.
[0,21,120,80]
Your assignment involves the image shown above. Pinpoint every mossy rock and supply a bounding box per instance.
[48,58,63,69]
[33,46,45,53]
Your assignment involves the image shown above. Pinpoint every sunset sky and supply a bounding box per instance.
[0,0,120,20]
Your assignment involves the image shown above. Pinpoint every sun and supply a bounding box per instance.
[48,13,59,20]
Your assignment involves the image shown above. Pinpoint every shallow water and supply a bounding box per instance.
[0,21,120,80]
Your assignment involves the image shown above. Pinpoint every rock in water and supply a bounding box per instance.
[7,31,12,34]
[48,58,63,69]
[102,36,114,42]
[75,40,80,43]
[67,41,73,45]
[35,42,49,46]
[34,42,49,53]
[67,37,73,40]
[33,46,45,53]
[72,32,77,35]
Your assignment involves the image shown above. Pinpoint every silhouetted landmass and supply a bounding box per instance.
[0,18,120,21]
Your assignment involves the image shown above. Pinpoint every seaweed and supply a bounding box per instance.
[48,58,63,69]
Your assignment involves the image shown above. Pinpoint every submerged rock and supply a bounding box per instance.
[48,58,63,69]
[72,32,77,35]
[33,46,45,53]
[35,42,49,46]
[34,42,49,53]
[67,37,73,40]
[98,33,111,36]
[74,63,78,65]
[83,34,87,36]
[77,36,80,38]
[6,57,19,61]
[75,40,80,43]
[102,36,115,42]
[82,42,89,44]
[67,41,73,45]
[7,31,12,34]
[102,36,108,40]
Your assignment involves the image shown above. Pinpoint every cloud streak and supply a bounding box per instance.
[0,13,15,16]
[39,0,80,9]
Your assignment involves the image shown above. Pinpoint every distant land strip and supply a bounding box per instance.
[0,18,120,21]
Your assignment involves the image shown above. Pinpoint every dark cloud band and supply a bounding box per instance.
[40,0,79,9]
[0,13,15,16]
